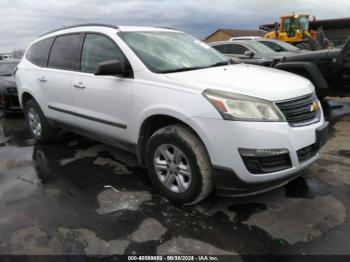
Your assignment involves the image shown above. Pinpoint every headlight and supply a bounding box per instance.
[203,89,286,122]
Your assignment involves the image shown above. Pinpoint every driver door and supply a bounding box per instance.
[71,33,133,142]
[227,43,253,60]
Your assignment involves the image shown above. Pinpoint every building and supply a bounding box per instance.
[204,29,265,43]
[260,17,350,46]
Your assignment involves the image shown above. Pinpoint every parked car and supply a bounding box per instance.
[229,36,263,41]
[209,40,295,66]
[255,39,307,53]
[16,24,328,204]
[273,36,350,97]
[229,37,306,53]
[0,54,13,60]
[0,59,21,114]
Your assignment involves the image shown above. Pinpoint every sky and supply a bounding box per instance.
[0,0,350,52]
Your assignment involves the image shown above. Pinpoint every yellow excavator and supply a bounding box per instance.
[264,13,334,50]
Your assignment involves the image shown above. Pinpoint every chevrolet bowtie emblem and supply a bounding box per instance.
[310,102,320,112]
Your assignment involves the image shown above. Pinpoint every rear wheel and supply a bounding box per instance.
[145,124,213,205]
[24,99,58,143]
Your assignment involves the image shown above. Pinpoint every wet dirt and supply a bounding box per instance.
[0,99,350,256]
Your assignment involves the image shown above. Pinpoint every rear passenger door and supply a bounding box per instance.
[44,33,81,125]
[71,33,133,142]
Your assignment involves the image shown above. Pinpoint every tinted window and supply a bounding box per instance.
[259,41,283,51]
[227,44,249,54]
[26,38,54,66]
[212,44,229,53]
[81,34,126,73]
[48,34,81,70]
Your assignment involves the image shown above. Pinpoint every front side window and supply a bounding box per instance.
[81,34,127,73]
[48,34,81,70]
[26,38,54,66]
[227,44,249,54]
[119,31,229,73]
[282,18,292,32]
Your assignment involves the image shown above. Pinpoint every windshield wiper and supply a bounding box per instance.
[162,61,233,73]
[207,61,232,68]
[162,66,206,73]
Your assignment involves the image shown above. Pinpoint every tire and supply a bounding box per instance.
[145,124,213,205]
[24,99,58,143]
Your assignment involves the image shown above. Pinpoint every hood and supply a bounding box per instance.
[166,64,314,101]
[283,48,340,62]
[0,75,16,85]
[255,51,294,59]
[0,76,16,93]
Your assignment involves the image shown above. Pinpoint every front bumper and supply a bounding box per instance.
[213,165,304,196]
[190,114,327,192]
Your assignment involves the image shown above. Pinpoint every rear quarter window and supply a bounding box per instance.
[26,38,54,66]
[48,34,81,70]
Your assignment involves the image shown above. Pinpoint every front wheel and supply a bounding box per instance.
[145,124,213,205]
[24,99,58,143]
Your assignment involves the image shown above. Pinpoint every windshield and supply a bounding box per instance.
[244,41,277,54]
[0,62,18,76]
[119,31,230,73]
[259,40,299,52]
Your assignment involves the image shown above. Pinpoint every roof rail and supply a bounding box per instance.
[40,23,119,37]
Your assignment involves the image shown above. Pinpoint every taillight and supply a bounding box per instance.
[0,96,7,107]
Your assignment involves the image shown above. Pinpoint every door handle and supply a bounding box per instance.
[38,76,47,83]
[73,82,85,89]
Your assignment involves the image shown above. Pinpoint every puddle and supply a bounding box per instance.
[227,203,267,222]
[284,176,330,198]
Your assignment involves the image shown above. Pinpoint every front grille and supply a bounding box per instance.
[241,153,292,174]
[275,94,319,126]
[297,144,318,163]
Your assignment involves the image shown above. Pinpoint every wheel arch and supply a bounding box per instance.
[21,91,36,108]
[136,113,211,167]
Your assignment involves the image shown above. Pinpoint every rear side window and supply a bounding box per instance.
[227,44,249,54]
[26,38,54,66]
[48,34,81,70]
[212,44,229,53]
[80,34,127,73]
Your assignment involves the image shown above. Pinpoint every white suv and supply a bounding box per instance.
[16,24,328,204]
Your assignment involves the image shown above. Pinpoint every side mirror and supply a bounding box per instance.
[244,50,254,57]
[95,59,128,76]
